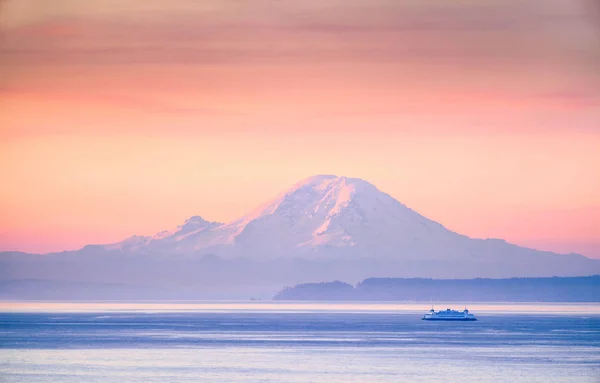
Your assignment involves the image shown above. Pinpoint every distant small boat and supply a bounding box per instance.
[422,308,477,321]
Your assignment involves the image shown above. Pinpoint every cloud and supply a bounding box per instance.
[1,0,598,68]
[1,0,598,133]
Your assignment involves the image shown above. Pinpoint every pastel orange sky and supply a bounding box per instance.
[1,0,599,257]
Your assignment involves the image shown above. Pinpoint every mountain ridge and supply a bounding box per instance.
[1,174,599,299]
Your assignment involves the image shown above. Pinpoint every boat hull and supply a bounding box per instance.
[422,317,477,321]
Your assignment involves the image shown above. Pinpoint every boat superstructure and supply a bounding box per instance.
[422,308,477,321]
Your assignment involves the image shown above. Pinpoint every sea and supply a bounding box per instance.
[0,302,599,383]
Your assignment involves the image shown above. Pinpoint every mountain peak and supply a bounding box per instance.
[170,215,224,237]
[233,175,368,226]
[179,215,211,228]
[294,175,372,189]
[297,174,339,184]
[210,174,436,257]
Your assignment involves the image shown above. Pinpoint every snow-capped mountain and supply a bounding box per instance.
[223,175,455,259]
[100,175,468,259]
[95,175,591,268]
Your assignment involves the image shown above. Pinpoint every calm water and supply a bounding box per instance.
[0,302,599,382]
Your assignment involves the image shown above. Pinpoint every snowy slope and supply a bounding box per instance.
[105,215,224,254]
[210,175,464,259]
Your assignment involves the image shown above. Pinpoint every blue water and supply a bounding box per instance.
[1,303,599,382]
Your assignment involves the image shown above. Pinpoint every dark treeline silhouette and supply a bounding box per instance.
[273,276,600,302]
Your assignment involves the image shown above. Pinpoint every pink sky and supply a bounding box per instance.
[1,0,599,257]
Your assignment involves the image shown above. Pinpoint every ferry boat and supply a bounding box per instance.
[422,308,477,321]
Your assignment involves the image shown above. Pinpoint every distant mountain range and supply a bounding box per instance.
[1,175,599,299]
[273,276,600,302]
